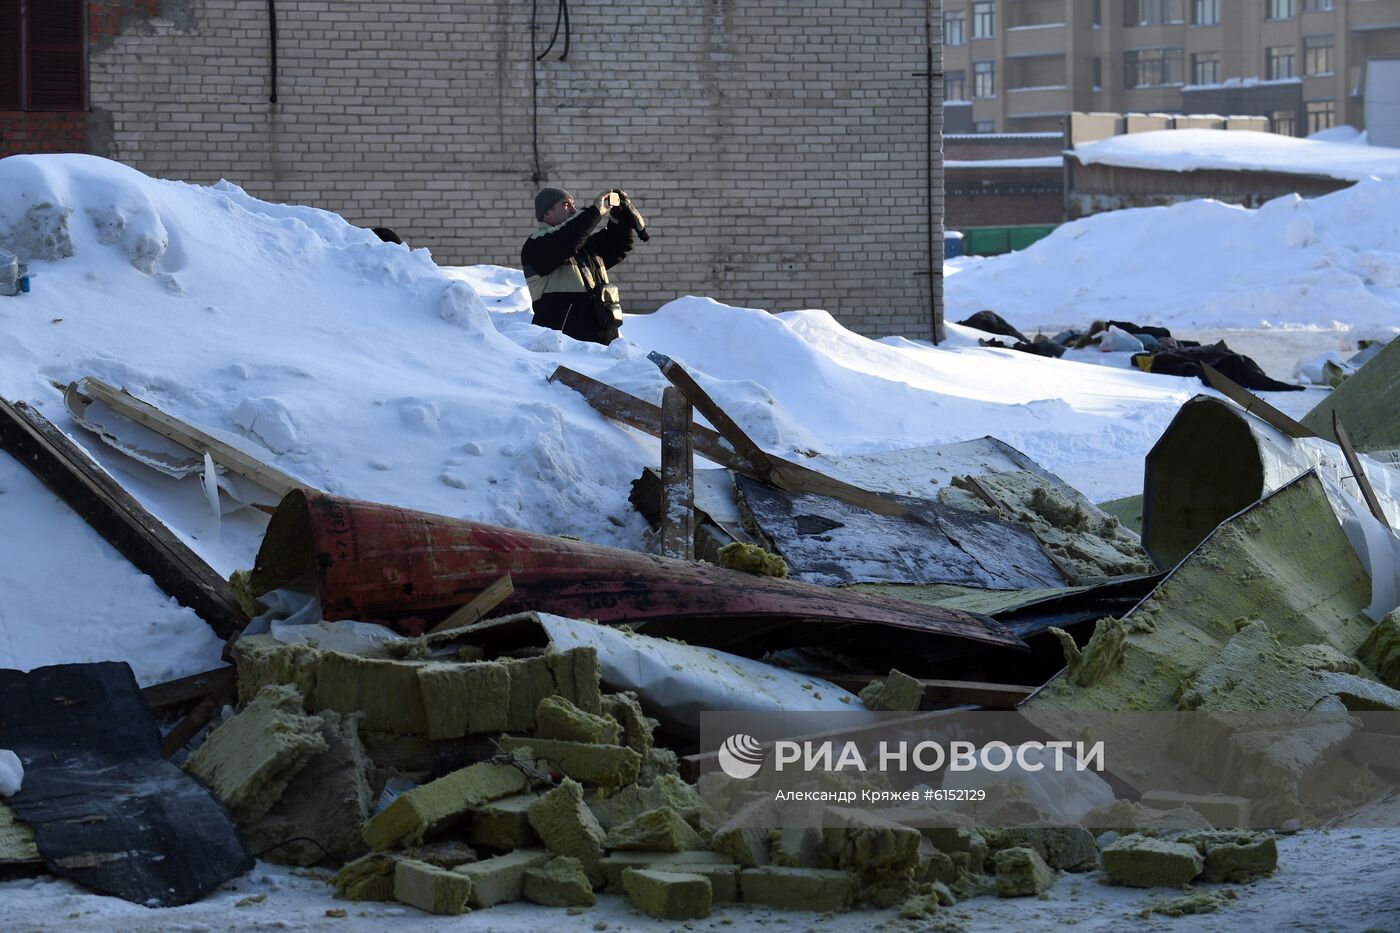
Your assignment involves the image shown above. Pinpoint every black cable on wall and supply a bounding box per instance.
[529,0,570,185]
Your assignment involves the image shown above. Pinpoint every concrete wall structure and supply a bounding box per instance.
[943,0,1400,135]
[1066,162,1350,218]
[0,0,948,340]
[944,132,1062,228]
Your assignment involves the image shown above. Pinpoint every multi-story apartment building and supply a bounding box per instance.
[943,0,1400,136]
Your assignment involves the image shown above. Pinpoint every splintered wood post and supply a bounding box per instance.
[1334,412,1391,528]
[648,351,776,480]
[427,572,516,635]
[660,386,695,560]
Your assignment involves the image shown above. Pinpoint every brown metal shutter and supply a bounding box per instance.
[26,0,86,110]
[0,0,20,109]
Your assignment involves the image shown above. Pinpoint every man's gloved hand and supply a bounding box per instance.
[595,191,621,213]
[610,189,644,231]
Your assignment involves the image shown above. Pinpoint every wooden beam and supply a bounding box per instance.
[646,354,908,518]
[660,387,695,560]
[140,667,236,711]
[0,397,248,640]
[549,366,753,472]
[1334,412,1391,528]
[1201,363,1317,439]
[426,573,516,635]
[73,378,310,498]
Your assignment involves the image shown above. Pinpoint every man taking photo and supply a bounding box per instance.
[521,186,642,345]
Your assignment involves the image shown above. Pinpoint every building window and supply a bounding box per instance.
[1306,99,1335,134]
[1271,110,1298,136]
[974,120,997,133]
[945,11,965,46]
[1267,0,1295,21]
[946,70,966,101]
[1192,51,1220,85]
[1093,57,1103,89]
[972,1,995,39]
[1124,0,1182,26]
[1093,0,1102,26]
[1303,0,1333,10]
[974,60,996,97]
[1191,0,1219,26]
[1124,48,1184,88]
[1267,46,1295,80]
[1305,35,1334,75]
[0,0,87,111]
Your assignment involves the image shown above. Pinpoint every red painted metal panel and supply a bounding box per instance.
[256,491,1023,650]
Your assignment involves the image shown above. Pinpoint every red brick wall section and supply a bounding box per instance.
[90,0,161,47]
[0,111,86,157]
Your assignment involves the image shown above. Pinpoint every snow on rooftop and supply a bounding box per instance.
[1070,128,1400,183]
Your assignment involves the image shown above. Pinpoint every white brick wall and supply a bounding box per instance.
[91,0,943,339]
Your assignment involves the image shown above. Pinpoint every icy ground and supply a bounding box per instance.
[5,804,1398,932]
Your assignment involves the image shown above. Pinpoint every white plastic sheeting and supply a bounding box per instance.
[538,613,865,735]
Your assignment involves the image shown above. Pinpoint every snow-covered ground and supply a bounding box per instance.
[1,153,1398,931]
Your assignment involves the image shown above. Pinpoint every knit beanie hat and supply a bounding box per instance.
[534,187,571,221]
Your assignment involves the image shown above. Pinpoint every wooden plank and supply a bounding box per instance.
[159,680,237,759]
[1334,412,1391,528]
[74,377,310,498]
[646,354,908,518]
[660,386,695,560]
[1201,363,1317,439]
[963,474,1078,583]
[0,397,248,640]
[140,667,235,711]
[549,366,754,472]
[824,675,1034,710]
[426,573,516,635]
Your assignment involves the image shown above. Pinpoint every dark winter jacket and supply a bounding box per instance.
[521,205,635,345]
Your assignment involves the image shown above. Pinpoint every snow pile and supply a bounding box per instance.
[1070,128,1400,182]
[0,749,21,797]
[0,153,1335,683]
[948,176,1400,333]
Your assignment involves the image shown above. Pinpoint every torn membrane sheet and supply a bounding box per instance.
[0,662,252,905]
[63,382,268,511]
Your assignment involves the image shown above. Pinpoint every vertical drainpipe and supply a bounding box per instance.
[927,0,944,344]
[267,0,279,104]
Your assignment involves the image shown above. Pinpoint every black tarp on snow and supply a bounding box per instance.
[0,662,252,906]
